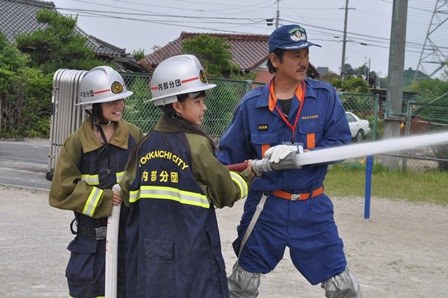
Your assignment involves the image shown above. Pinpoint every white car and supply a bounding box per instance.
[346,111,371,142]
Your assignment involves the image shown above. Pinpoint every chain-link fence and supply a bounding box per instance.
[121,73,381,141]
[120,72,383,162]
[120,73,264,140]
[394,100,448,171]
[340,93,380,141]
[383,0,448,172]
[120,71,448,172]
[338,93,380,169]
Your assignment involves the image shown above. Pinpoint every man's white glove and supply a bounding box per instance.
[264,144,303,163]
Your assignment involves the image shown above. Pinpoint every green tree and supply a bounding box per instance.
[0,33,30,71]
[201,79,248,141]
[407,78,448,170]
[353,64,369,78]
[122,75,161,132]
[320,71,341,83]
[0,33,52,138]
[443,61,448,81]
[132,49,146,61]
[182,34,237,78]
[330,77,371,94]
[180,34,256,139]
[408,78,448,121]
[403,67,430,88]
[342,63,355,78]
[228,70,257,81]
[15,9,110,74]
[6,9,119,138]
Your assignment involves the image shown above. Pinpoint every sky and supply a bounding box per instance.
[50,0,395,76]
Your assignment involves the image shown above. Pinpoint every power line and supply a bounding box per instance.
[59,2,435,55]
[58,6,393,45]
[62,6,437,65]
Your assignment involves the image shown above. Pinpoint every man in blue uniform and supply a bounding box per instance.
[218,24,362,297]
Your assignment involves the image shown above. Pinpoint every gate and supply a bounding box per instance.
[46,69,87,181]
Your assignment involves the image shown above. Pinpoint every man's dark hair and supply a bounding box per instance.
[267,49,285,74]
[266,48,310,74]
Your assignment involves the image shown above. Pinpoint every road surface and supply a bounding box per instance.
[0,138,51,190]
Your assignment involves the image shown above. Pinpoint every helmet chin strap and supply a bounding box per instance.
[86,109,113,174]
[98,120,112,125]
[85,109,109,145]
[95,122,109,145]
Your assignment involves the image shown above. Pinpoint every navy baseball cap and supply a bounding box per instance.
[269,24,321,53]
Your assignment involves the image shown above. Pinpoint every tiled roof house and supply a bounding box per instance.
[0,0,142,72]
[140,32,319,83]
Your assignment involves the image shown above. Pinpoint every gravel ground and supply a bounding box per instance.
[1,185,447,297]
[217,196,448,298]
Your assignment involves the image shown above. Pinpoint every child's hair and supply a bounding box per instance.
[158,91,216,152]
[90,103,108,124]
[125,92,217,170]
[90,100,125,124]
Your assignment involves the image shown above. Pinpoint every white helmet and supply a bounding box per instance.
[149,54,216,106]
[77,66,133,106]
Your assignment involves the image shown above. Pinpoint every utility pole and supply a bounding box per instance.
[367,58,371,84]
[340,0,349,79]
[275,0,280,29]
[383,0,408,169]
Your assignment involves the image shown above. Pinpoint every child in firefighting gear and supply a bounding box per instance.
[217,24,362,297]
[118,54,255,297]
[48,66,143,298]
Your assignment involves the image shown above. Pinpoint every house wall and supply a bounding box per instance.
[254,69,273,85]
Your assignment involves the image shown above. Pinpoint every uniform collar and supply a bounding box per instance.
[80,117,130,153]
[254,78,318,111]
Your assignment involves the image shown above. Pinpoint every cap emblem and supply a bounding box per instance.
[199,69,207,83]
[111,81,123,94]
[289,27,307,42]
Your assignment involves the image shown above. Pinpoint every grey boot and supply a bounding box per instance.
[228,262,261,298]
[321,267,361,298]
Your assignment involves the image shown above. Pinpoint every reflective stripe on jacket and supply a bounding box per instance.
[126,130,227,297]
[218,78,352,194]
[120,118,252,298]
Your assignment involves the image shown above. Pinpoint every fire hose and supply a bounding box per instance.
[105,184,122,298]
[226,131,448,173]
[103,131,448,297]
[226,131,448,253]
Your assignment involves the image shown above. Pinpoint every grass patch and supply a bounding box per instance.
[325,163,448,206]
